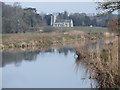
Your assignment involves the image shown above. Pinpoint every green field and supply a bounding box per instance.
[39,26,109,33]
[57,26,108,32]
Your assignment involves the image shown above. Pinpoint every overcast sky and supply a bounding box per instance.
[5,2,98,14]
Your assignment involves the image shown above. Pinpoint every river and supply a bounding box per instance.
[1,37,118,88]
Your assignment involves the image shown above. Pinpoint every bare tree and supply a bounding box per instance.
[96,0,120,15]
[96,0,120,32]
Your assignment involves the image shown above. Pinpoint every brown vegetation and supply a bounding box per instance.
[108,19,119,32]
[1,30,117,51]
[1,32,87,50]
[75,37,119,88]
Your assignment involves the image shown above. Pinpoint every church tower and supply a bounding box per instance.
[51,15,56,26]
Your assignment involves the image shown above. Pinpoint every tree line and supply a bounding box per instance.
[1,2,118,33]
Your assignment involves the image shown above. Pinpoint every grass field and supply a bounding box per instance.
[56,26,108,32]
[39,26,109,33]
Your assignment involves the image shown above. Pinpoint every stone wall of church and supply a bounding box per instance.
[51,15,73,27]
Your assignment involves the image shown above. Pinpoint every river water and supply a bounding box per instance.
[1,46,98,88]
[1,37,117,88]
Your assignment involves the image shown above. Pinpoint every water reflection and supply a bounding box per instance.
[2,51,39,67]
[2,42,99,88]
[2,37,119,88]
[2,47,74,67]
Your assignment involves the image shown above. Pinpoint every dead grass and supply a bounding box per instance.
[1,31,88,50]
[75,37,119,88]
[1,30,116,50]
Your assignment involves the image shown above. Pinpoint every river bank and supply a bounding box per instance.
[1,30,111,50]
[0,31,107,50]
[75,37,119,88]
[1,32,119,88]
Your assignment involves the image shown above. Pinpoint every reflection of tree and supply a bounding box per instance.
[75,37,119,88]
[57,47,74,56]
[44,49,54,53]
[2,51,39,67]
[2,47,74,67]
[23,51,39,61]
[75,57,82,72]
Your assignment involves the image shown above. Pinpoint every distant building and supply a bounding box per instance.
[50,15,73,27]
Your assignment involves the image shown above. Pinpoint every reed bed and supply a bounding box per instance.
[75,37,119,88]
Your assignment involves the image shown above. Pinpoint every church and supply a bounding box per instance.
[50,15,73,27]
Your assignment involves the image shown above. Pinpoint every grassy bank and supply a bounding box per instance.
[1,26,112,50]
[1,31,85,50]
[75,37,119,88]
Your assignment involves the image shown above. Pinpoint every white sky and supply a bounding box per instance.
[4,2,98,14]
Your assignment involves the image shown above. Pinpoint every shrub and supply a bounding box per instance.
[108,19,119,33]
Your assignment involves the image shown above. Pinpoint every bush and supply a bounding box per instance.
[108,19,119,32]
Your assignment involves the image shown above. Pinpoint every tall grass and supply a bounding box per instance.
[75,37,119,88]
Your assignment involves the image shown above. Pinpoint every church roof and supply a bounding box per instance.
[56,19,72,23]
